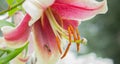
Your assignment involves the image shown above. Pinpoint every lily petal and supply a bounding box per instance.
[1,14,31,48]
[13,11,24,25]
[0,37,6,48]
[63,19,79,30]
[23,0,43,26]
[32,15,60,64]
[52,10,80,30]
[23,0,55,26]
[37,0,55,8]
[51,0,108,21]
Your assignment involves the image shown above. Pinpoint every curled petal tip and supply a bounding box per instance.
[23,0,44,26]
[98,0,108,14]
[37,0,55,8]
[52,0,108,22]
[1,14,31,48]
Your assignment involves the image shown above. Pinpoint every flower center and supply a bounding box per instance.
[45,8,83,59]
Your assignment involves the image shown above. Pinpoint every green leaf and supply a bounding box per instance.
[0,42,29,64]
[0,20,15,28]
[0,51,5,57]
[7,0,20,16]
[8,7,19,16]
[16,0,22,3]
[0,0,25,15]
[6,0,15,6]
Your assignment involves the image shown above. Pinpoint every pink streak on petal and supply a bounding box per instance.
[32,15,59,64]
[55,0,106,9]
[51,1,106,21]
[3,14,31,45]
[33,18,58,56]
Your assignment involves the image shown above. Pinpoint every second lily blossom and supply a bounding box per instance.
[1,0,108,64]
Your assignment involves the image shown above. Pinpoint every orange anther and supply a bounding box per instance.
[61,25,81,58]
[56,36,62,54]
[76,43,80,52]
[61,42,71,59]
[76,29,81,52]
[69,25,77,41]
[69,25,74,32]
[76,29,80,40]
[68,27,72,43]
[61,27,72,59]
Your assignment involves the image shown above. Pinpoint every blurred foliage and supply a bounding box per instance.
[0,0,8,12]
[79,0,120,64]
[0,42,28,64]
[0,0,26,63]
[0,0,24,15]
[0,20,15,28]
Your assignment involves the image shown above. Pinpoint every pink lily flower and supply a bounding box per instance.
[1,0,108,64]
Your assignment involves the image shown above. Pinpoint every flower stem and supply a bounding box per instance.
[0,0,25,15]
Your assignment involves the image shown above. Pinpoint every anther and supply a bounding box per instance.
[69,25,77,41]
[76,29,81,52]
[68,27,72,43]
[61,25,82,58]
[56,36,62,54]
[61,27,72,59]
[76,43,80,52]
[76,29,80,40]
[61,42,71,59]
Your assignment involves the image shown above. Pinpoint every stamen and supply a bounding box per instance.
[56,36,62,54]
[41,15,44,27]
[76,29,80,40]
[69,25,77,41]
[76,43,80,52]
[45,7,82,58]
[76,29,81,52]
[68,27,72,43]
[45,8,67,37]
[61,42,71,59]
[61,27,72,59]
[51,10,64,28]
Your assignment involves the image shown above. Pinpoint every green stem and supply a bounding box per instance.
[0,0,25,15]
[0,42,29,64]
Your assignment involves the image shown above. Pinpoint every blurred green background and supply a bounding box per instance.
[79,0,120,64]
